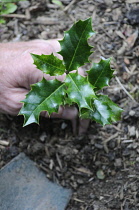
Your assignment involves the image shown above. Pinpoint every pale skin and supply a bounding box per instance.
[0,39,89,135]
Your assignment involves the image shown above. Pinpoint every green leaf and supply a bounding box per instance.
[65,72,96,112]
[58,18,95,72]
[81,95,123,125]
[52,0,63,7]
[19,78,65,126]
[31,53,65,76]
[87,58,114,91]
[19,17,123,128]
[0,18,5,24]
[0,3,17,15]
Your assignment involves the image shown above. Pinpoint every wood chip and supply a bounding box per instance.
[127,0,139,3]
[116,30,126,40]
[125,30,138,49]
[73,197,85,203]
[122,140,134,143]
[0,140,9,146]
[73,167,93,176]
[124,57,130,65]
[0,145,5,149]
[56,153,62,169]
[34,17,58,25]
[64,0,76,12]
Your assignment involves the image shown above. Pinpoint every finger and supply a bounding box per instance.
[78,119,90,135]
[41,105,78,135]
[29,39,61,55]
[3,88,28,115]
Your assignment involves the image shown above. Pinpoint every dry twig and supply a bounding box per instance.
[115,76,137,104]
[64,0,77,12]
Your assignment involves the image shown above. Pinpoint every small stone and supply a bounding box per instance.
[132,142,138,149]
[89,193,96,199]
[128,126,136,137]
[39,132,47,142]
[77,179,84,184]
[40,31,48,39]
[94,143,103,149]
[129,110,135,116]
[95,161,101,166]
[73,149,78,154]
[96,169,105,180]
[136,157,139,162]
[61,122,67,130]
[114,158,122,167]
[88,5,95,12]
[111,170,116,176]
[99,196,104,200]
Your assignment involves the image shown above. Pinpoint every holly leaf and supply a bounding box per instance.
[31,53,65,76]
[65,72,96,112]
[19,78,65,126]
[58,18,95,72]
[87,58,114,91]
[19,17,123,129]
[81,95,123,125]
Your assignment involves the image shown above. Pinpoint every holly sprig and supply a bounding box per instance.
[19,18,123,126]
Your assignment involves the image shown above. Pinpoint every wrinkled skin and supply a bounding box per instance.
[0,39,89,135]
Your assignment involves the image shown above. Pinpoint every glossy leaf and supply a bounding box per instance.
[0,3,17,15]
[31,53,65,76]
[81,95,123,125]
[19,78,65,126]
[65,72,96,112]
[19,17,123,128]
[58,18,95,72]
[87,58,114,91]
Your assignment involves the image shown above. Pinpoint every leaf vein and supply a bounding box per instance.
[68,22,90,71]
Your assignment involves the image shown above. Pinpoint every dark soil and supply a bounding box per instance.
[1,0,139,209]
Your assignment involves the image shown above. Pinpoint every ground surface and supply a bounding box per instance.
[0,0,139,209]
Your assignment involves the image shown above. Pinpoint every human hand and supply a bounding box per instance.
[0,39,89,135]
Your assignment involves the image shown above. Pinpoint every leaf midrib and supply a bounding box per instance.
[36,57,65,72]
[69,74,93,111]
[68,21,90,71]
[28,82,65,116]
[93,60,110,88]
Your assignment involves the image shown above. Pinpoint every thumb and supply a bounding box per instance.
[2,88,28,115]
